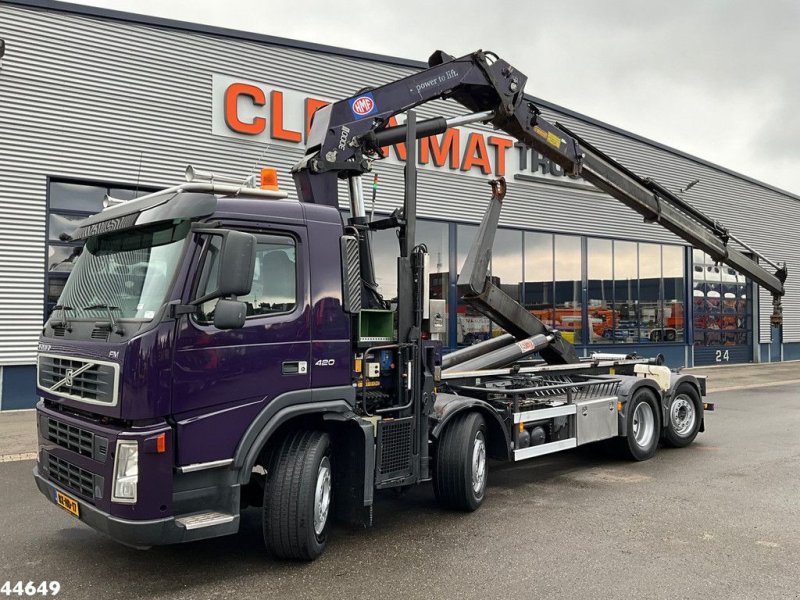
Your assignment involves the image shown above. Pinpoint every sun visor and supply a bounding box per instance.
[74,192,217,240]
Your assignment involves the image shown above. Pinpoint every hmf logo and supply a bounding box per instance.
[211,74,584,183]
[349,93,377,118]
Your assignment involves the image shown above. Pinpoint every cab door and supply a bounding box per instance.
[171,226,310,465]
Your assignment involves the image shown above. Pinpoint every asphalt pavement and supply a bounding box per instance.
[1,377,799,599]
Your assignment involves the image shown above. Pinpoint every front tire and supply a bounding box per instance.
[611,387,661,461]
[662,384,703,448]
[262,430,332,561]
[434,412,488,511]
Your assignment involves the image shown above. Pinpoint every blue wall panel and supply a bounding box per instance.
[1,366,37,410]
[782,342,800,361]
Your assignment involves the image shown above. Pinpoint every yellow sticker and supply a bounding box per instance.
[546,131,562,148]
[356,379,380,388]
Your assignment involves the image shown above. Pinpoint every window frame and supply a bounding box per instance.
[191,229,301,325]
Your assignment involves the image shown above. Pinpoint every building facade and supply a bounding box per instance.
[0,0,797,409]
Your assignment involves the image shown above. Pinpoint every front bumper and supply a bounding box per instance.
[33,466,239,548]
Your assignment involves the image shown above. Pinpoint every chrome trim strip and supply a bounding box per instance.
[176,458,234,474]
[513,404,577,424]
[513,438,577,461]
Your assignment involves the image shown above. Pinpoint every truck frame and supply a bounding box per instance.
[33,49,786,560]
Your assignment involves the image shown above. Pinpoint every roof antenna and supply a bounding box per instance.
[244,141,273,188]
[134,151,144,198]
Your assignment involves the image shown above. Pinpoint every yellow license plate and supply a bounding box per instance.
[55,490,80,517]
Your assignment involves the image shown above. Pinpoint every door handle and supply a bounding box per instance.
[282,361,308,375]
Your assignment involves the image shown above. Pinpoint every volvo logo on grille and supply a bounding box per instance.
[64,369,74,388]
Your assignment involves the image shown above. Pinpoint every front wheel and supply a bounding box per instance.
[262,430,332,561]
[433,412,488,511]
[662,384,703,448]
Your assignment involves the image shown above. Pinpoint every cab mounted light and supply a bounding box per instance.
[260,167,279,191]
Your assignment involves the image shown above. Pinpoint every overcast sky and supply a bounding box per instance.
[72,0,800,196]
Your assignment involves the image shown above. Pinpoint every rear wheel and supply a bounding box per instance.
[611,387,661,461]
[434,412,487,511]
[262,430,332,561]
[663,383,703,448]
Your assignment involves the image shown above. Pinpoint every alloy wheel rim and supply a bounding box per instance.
[313,456,332,536]
[632,402,655,448]
[472,431,487,495]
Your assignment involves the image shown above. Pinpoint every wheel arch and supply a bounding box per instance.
[614,376,664,436]
[431,393,510,461]
[233,386,357,485]
[665,374,706,433]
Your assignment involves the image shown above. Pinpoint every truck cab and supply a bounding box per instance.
[34,176,362,548]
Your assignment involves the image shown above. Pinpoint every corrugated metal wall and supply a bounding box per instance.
[0,3,797,365]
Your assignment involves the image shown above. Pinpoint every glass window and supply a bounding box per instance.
[662,245,685,342]
[370,228,399,303]
[198,233,297,322]
[587,238,613,343]
[48,213,86,242]
[45,180,159,320]
[524,232,554,328]
[492,229,522,302]
[59,221,191,321]
[109,188,149,201]
[456,224,489,345]
[456,224,477,273]
[417,220,449,342]
[691,250,749,347]
[50,182,107,213]
[613,241,638,343]
[554,235,582,344]
[48,244,83,272]
[639,243,662,342]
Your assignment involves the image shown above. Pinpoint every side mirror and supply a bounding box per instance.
[217,230,256,297]
[213,299,247,330]
[193,228,256,305]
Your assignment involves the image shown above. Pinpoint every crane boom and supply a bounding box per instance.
[291,49,787,361]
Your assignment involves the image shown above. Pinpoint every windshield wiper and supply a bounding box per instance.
[82,304,124,335]
[51,304,74,331]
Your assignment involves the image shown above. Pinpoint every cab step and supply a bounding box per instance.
[175,511,236,530]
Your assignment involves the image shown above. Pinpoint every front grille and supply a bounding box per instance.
[376,417,414,484]
[45,452,101,500]
[46,417,93,457]
[38,354,118,404]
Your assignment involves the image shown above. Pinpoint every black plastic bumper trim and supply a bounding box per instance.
[33,466,239,548]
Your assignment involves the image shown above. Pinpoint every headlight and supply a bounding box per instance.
[112,440,138,503]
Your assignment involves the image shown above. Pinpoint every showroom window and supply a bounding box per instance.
[586,239,685,344]
[692,250,750,347]
[46,180,156,318]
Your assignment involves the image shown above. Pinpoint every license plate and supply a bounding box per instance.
[55,490,80,518]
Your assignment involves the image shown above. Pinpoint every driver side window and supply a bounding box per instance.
[195,233,297,322]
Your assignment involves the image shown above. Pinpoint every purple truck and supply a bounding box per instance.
[35,49,785,561]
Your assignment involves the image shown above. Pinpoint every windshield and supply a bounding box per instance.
[58,220,190,320]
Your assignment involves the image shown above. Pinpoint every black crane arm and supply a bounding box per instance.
[292,48,787,333]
